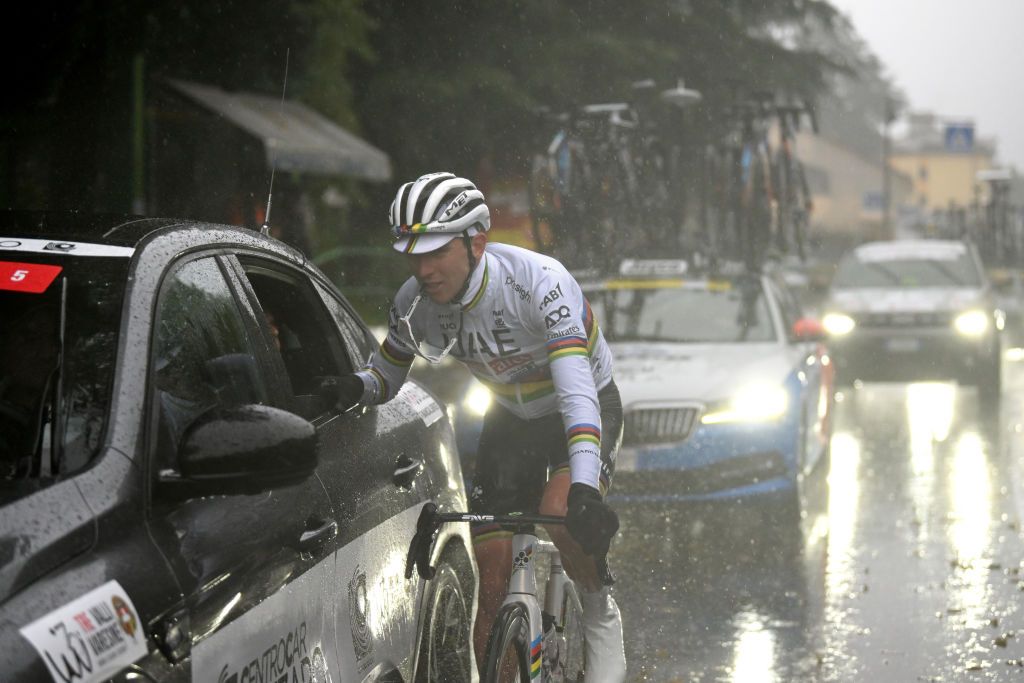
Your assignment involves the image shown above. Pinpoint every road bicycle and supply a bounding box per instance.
[771,101,817,262]
[698,91,821,272]
[407,503,588,683]
[528,79,701,272]
[627,79,703,258]
[527,107,584,260]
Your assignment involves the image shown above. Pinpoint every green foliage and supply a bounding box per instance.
[353,0,848,181]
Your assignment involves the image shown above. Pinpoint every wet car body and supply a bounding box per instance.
[584,260,833,510]
[823,239,1002,399]
[0,213,475,682]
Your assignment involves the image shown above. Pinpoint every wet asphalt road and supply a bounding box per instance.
[610,348,1024,681]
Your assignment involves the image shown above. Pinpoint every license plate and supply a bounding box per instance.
[886,338,921,352]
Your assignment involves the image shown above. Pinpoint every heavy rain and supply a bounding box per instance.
[4,1,1024,682]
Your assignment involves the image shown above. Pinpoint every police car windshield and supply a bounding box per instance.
[0,253,128,487]
[833,252,981,288]
[589,277,776,343]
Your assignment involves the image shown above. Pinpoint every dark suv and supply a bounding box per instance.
[0,213,475,682]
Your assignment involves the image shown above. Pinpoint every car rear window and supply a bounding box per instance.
[0,252,128,490]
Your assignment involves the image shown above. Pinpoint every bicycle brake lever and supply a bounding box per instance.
[405,503,439,580]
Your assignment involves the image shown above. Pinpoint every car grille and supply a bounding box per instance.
[623,406,700,446]
[855,311,953,328]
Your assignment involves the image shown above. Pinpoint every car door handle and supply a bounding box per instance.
[298,518,338,551]
[393,455,423,490]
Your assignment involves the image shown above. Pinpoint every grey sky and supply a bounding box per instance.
[830,0,1024,169]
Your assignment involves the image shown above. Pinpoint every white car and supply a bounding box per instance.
[822,239,1002,404]
[583,260,834,509]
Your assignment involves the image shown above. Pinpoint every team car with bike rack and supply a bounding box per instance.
[581,258,833,511]
[0,212,477,682]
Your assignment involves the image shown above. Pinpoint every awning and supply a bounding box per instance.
[168,79,391,182]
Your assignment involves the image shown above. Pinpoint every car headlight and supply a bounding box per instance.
[701,383,789,424]
[822,312,855,336]
[463,384,492,416]
[954,310,989,337]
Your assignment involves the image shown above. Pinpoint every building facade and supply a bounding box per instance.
[889,112,996,211]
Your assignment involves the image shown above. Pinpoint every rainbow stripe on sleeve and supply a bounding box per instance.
[368,367,389,400]
[381,338,415,367]
[567,423,601,448]
[545,336,589,361]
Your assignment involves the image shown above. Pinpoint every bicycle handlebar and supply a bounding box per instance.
[405,503,614,585]
[405,503,565,579]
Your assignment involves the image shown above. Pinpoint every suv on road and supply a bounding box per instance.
[0,213,476,682]
[822,239,1003,404]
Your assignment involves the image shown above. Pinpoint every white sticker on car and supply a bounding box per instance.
[399,383,443,426]
[19,580,147,683]
[0,237,136,258]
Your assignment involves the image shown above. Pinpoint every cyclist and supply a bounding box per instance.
[327,171,626,681]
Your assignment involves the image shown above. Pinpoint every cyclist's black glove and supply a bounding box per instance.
[315,374,364,411]
[566,483,619,559]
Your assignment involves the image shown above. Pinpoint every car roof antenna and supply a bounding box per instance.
[260,48,290,237]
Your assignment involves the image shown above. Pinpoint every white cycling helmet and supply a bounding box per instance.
[390,172,491,254]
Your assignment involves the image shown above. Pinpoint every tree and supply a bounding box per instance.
[1,0,373,212]
[353,0,847,181]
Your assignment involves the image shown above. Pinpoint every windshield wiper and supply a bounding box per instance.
[864,262,903,284]
[919,260,966,286]
[50,276,68,475]
[32,278,68,477]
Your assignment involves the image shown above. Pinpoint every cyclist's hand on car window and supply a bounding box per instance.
[566,483,619,559]
[315,374,364,411]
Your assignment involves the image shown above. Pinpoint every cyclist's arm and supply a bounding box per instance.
[353,282,418,404]
[532,274,604,492]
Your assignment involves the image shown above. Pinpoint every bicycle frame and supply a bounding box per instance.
[503,530,580,680]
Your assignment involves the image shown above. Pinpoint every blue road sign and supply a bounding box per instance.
[944,123,974,153]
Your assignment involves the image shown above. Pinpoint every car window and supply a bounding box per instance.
[151,257,269,468]
[833,249,982,288]
[313,281,374,369]
[238,259,354,419]
[1,254,128,487]
[589,276,777,343]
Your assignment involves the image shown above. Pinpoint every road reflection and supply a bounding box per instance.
[616,372,1024,681]
[947,430,993,626]
[731,610,779,682]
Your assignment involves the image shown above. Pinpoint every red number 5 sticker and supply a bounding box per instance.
[0,261,63,293]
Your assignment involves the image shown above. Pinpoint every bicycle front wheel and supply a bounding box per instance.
[483,602,533,683]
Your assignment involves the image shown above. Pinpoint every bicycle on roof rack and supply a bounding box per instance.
[407,503,597,683]
[699,91,818,272]
[528,79,701,273]
[771,99,818,262]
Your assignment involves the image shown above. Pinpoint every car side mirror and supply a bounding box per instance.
[160,404,317,499]
[989,269,1014,293]
[792,317,826,342]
